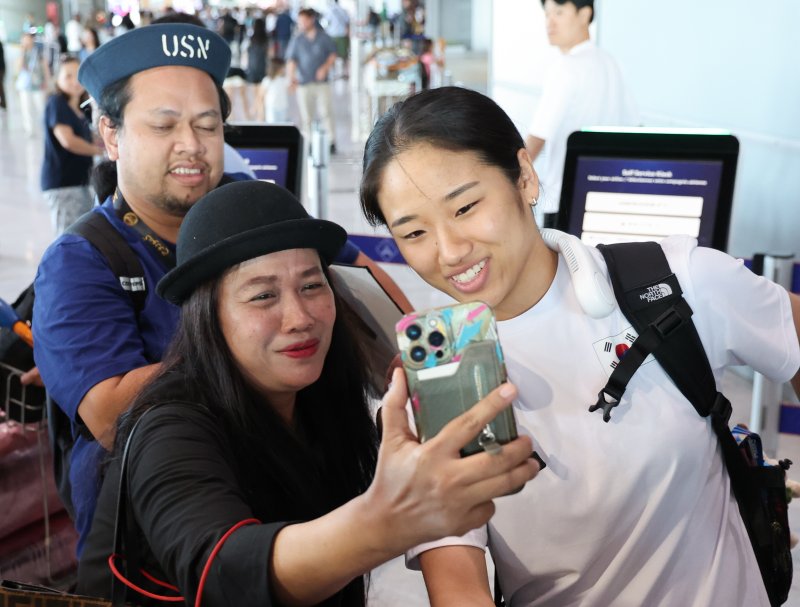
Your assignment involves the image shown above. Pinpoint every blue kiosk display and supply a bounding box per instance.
[556,128,740,251]
[225,124,304,197]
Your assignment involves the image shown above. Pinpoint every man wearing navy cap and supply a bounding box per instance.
[32,23,234,555]
[524,0,638,227]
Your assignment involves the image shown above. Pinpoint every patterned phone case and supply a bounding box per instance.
[396,301,517,456]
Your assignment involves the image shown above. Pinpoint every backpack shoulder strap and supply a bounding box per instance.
[66,211,147,316]
[594,241,731,424]
[596,240,759,504]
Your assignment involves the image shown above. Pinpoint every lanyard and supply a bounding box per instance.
[112,190,177,271]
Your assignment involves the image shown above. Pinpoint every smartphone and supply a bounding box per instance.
[395,301,518,456]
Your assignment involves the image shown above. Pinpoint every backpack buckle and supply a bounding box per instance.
[651,303,690,339]
[590,388,620,423]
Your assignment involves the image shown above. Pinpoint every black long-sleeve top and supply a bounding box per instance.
[77,401,361,606]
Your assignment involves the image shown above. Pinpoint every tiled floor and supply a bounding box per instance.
[2,56,800,605]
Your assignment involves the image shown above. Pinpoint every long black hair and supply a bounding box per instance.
[360,86,526,226]
[116,263,378,604]
[251,17,269,45]
[82,27,100,51]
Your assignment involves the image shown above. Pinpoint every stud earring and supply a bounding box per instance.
[529,196,538,209]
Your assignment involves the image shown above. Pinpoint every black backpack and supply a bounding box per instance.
[7,212,148,520]
[595,241,792,607]
[494,241,792,607]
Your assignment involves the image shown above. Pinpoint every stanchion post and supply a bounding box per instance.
[749,252,795,454]
[307,121,330,220]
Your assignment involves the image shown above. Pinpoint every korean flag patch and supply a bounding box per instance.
[592,326,654,378]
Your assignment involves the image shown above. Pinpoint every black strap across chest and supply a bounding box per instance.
[594,241,729,423]
[66,211,149,317]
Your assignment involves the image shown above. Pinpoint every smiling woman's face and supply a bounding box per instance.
[217,248,335,410]
[377,144,547,320]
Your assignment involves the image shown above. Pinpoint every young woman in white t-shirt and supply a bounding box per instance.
[358,86,800,607]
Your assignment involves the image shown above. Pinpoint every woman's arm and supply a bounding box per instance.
[129,374,537,606]
[52,123,103,156]
[268,370,538,605]
[420,546,495,607]
[38,52,51,90]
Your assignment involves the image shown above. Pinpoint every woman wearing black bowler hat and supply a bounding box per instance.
[76,179,538,606]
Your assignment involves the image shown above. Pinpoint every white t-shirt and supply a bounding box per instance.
[528,40,639,213]
[261,75,290,123]
[408,236,799,606]
[65,18,83,53]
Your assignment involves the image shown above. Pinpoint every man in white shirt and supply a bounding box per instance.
[525,0,638,227]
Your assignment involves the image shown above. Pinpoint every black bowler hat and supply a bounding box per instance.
[78,24,231,102]
[157,180,347,304]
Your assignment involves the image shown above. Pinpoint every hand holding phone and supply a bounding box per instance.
[396,301,518,456]
[367,368,537,548]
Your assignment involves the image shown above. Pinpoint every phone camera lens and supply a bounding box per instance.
[428,331,445,347]
[410,346,427,362]
[406,324,422,340]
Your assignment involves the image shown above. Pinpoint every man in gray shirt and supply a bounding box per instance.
[286,8,338,153]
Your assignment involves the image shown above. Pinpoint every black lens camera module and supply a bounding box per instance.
[428,331,445,347]
[410,345,427,362]
[406,324,422,340]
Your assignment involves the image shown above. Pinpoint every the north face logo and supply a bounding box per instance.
[639,283,672,303]
[161,34,211,59]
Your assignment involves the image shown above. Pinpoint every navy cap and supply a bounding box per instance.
[78,24,231,101]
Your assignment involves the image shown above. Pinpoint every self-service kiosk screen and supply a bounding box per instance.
[236,147,291,188]
[558,131,739,251]
[568,156,723,247]
[225,124,303,197]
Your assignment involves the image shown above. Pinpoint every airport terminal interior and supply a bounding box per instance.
[1,0,800,604]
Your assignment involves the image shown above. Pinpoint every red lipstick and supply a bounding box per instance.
[279,339,320,359]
